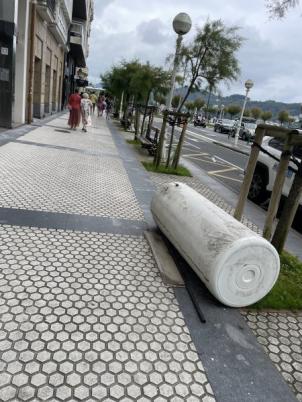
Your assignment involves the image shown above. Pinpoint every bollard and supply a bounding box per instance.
[151,182,280,308]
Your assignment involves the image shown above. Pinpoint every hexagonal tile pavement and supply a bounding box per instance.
[0,141,143,221]
[243,311,302,401]
[0,224,215,401]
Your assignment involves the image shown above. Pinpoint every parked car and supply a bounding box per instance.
[248,137,302,209]
[230,118,257,141]
[213,119,235,134]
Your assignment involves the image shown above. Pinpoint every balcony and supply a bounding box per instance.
[72,0,87,20]
[36,0,56,23]
[49,5,69,47]
[69,21,86,67]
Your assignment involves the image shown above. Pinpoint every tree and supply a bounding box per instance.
[185,102,195,113]
[261,110,273,122]
[177,20,243,111]
[251,107,262,120]
[172,95,181,108]
[102,60,170,135]
[194,97,205,111]
[243,109,251,117]
[278,110,290,125]
[226,104,241,118]
[267,0,299,17]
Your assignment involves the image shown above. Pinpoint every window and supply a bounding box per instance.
[269,138,284,151]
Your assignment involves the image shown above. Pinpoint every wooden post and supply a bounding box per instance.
[272,161,302,253]
[172,120,188,169]
[263,138,293,240]
[154,112,168,168]
[234,128,266,221]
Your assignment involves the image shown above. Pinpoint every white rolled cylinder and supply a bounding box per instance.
[151,182,280,308]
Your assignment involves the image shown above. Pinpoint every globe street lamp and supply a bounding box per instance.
[166,13,192,110]
[234,79,254,146]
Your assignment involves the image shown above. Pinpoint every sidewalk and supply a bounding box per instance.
[0,114,300,402]
[0,115,215,402]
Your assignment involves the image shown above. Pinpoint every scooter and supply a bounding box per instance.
[193,117,206,128]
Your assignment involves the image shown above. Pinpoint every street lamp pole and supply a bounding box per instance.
[234,80,254,146]
[166,13,192,110]
[219,104,224,120]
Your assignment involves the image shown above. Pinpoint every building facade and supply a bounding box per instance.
[0,0,93,128]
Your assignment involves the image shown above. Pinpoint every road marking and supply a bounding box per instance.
[184,141,200,149]
[213,155,244,171]
[208,167,238,174]
[208,172,243,182]
[183,152,208,157]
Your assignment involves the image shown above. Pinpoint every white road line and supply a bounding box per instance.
[213,155,244,171]
[184,141,200,149]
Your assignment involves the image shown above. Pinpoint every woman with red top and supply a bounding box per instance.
[68,89,81,129]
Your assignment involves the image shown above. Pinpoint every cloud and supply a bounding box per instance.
[136,19,169,45]
[87,0,302,103]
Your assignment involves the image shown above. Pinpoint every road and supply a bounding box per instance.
[164,122,250,194]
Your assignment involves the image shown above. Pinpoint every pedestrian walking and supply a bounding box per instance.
[105,97,112,120]
[90,92,97,114]
[68,89,81,130]
[97,94,106,117]
[81,93,92,132]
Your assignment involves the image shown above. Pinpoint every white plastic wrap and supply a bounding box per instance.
[151,182,280,308]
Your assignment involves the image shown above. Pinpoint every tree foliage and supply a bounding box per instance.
[172,95,181,108]
[243,109,251,117]
[177,20,243,111]
[194,97,205,110]
[227,104,241,118]
[261,110,273,122]
[267,0,299,17]
[101,60,170,103]
[251,107,262,120]
[278,110,290,124]
[185,102,195,112]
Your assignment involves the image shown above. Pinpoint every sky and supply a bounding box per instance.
[87,0,302,104]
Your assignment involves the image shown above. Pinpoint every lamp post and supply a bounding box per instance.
[234,79,254,146]
[166,13,192,110]
[219,104,225,120]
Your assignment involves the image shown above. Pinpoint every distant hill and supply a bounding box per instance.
[175,87,301,119]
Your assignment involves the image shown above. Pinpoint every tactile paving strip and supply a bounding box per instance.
[0,224,215,401]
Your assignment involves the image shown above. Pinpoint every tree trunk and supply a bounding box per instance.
[271,162,302,253]
[141,89,151,137]
[154,112,168,168]
[205,88,212,120]
[134,105,141,140]
[172,121,188,169]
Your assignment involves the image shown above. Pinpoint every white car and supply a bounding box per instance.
[248,136,302,207]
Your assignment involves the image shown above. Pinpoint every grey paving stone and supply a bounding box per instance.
[0,225,215,401]
[243,311,302,400]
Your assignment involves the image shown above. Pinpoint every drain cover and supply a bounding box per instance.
[55,129,71,133]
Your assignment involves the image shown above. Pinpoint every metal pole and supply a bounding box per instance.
[234,89,249,146]
[166,35,183,110]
